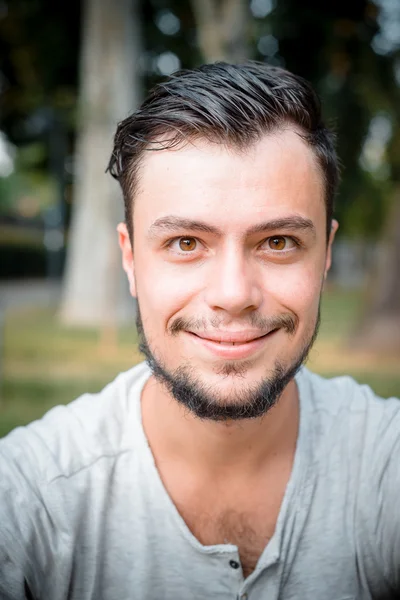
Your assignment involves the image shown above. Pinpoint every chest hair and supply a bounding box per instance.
[176,503,276,578]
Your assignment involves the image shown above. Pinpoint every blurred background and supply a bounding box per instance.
[0,0,399,437]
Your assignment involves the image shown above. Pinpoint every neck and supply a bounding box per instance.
[141,374,300,478]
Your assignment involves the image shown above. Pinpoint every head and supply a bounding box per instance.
[108,61,339,421]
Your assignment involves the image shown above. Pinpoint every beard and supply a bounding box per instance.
[135,302,320,422]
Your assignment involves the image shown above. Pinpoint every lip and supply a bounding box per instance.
[185,329,278,359]
[189,330,270,343]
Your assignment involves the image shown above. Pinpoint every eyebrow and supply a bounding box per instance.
[148,216,221,237]
[148,215,316,238]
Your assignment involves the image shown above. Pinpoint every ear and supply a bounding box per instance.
[117,222,137,297]
[324,219,339,280]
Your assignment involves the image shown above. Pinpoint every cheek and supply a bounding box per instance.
[135,256,201,325]
[264,263,323,317]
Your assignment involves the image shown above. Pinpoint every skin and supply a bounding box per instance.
[118,129,338,542]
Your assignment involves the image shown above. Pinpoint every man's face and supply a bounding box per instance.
[119,129,337,418]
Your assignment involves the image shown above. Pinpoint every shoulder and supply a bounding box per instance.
[298,367,400,439]
[298,369,400,591]
[0,361,151,483]
[0,362,150,596]
[297,367,400,493]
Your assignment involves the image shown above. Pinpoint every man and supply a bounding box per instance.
[1,62,399,600]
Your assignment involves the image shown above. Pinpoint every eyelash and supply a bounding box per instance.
[165,237,203,255]
[166,235,302,255]
[259,235,302,252]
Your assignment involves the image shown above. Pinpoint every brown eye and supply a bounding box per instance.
[268,236,287,250]
[179,237,197,251]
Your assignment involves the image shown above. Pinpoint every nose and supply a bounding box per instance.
[204,244,263,316]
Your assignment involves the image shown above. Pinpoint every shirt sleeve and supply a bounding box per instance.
[0,427,57,599]
[374,417,400,591]
[356,392,400,596]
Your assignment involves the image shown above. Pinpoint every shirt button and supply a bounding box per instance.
[229,559,240,569]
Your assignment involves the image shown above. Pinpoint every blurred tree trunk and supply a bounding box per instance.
[189,0,251,62]
[59,0,141,327]
[354,191,400,353]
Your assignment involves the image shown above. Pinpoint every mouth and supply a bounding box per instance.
[190,332,272,344]
[185,329,279,359]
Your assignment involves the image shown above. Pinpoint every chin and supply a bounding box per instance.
[211,355,280,378]
[198,361,272,390]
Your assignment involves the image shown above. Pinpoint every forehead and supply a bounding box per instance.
[135,129,325,230]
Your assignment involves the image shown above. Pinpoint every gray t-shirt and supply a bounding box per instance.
[0,362,399,600]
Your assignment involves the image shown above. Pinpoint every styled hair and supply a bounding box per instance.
[107,61,339,241]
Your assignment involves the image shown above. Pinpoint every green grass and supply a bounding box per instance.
[311,286,400,398]
[1,305,141,437]
[315,371,400,399]
[1,288,399,438]
[319,287,364,341]
[0,378,110,438]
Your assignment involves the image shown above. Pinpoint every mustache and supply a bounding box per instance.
[169,312,298,337]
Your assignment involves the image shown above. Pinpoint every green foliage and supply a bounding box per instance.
[0,0,80,132]
[1,0,400,238]
[0,141,57,215]
[253,0,400,237]
[338,171,391,237]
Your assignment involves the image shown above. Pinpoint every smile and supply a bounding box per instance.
[210,340,255,346]
[185,330,278,359]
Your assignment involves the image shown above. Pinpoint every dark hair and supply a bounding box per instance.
[107,61,339,241]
